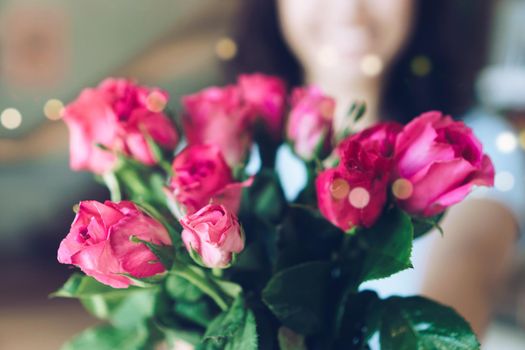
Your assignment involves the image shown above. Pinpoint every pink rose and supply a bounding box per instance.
[180,204,245,268]
[58,200,172,288]
[287,86,335,161]
[169,144,252,215]
[238,73,287,137]
[182,85,254,166]
[316,140,391,231]
[343,122,403,158]
[394,111,495,216]
[63,78,179,174]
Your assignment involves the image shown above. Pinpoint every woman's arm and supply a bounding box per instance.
[421,198,518,337]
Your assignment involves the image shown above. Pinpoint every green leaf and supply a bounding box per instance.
[173,299,217,327]
[130,235,174,269]
[351,101,367,123]
[166,274,204,302]
[61,324,150,350]
[359,208,413,282]
[51,274,131,298]
[53,274,157,323]
[262,261,331,335]
[109,289,158,330]
[333,290,382,349]
[248,168,287,223]
[199,295,258,350]
[412,212,445,239]
[380,296,480,350]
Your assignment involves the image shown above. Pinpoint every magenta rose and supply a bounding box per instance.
[63,78,179,174]
[316,140,391,231]
[169,144,252,215]
[57,200,172,288]
[182,85,254,166]
[287,86,335,161]
[180,204,245,268]
[344,122,403,158]
[238,73,287,137]
[394,111,495,217]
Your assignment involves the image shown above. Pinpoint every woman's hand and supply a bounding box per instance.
[422,198,518,337]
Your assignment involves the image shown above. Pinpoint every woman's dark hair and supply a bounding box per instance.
[225,0,495,123]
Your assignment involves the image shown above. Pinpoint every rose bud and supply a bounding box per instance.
[316,140,391,231]
[57,200,172,288]
[393,111,495,217]
[63,78,179,174]
[182,85,254,166]
[169,144,252,215]
[238,73,287,137]
[286,86,335,161]
[180,204,245,269]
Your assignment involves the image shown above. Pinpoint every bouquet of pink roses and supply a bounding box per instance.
[54,75,494,350]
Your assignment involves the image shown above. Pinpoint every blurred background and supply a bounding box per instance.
[0,0,524,349]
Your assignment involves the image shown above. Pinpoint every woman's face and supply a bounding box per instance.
[277,0,415,83]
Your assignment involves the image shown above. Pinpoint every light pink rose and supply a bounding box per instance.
[287,86,335,161]
[394,111,495,217]
[238,73,287,137]
[180,204,245,268]
[316,140,391,231]
[182,85,254,166]
[169,144,252,215]
[63,78,179,174]
[57,200,172,288]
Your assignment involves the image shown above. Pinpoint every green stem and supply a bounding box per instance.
[102,172,122,202]
[159,160,173,176]
[171,265,229,311]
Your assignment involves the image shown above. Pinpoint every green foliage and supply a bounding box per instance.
[59,110,479,350]
[199,295,258,350]
[53,274,157,325]
[52,273,117,298]
[129,235,174,269]
[275,207,342,271]
[170,264,241,311]
[379,296,480,350]
[245,168,287,224]
[331,290,382,349]
[61,323,152,350]
[412,212,445,239]
[262,261,332,336]
[358,208,414,282]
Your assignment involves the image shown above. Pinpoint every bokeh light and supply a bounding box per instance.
[411,55,432,77]
[360,54,383,77]
[215,37,237,61]
[1,108,23,129]
[348,187,370,209]
[496,131,518,153]
[43,99,64,120]
[392,178,413,200]
[146,91,167,113]
[495,171,515,192]
[330,178,350,200]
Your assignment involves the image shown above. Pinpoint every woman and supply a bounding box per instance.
[227,0,524,337]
